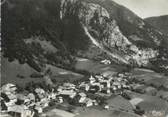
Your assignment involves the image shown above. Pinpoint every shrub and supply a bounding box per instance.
[134,106,145,115]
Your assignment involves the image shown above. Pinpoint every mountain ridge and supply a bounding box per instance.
[145,15,168,35]
[2,0,168,74]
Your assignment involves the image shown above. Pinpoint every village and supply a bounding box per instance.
[1,58,168,117]
[0,69,143,117]
[0,50,166,114]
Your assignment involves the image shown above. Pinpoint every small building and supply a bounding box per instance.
[79,83,90,91]
[101,59,111,65]
[58,89,77,99]
[89,85,100,93]
[89,75,96,84]
[78,93,87,103]
[35,88,45,95]
[84,98,94,107]
[1,83,17,93]
[63,83,76,89]
[58,96,63,103]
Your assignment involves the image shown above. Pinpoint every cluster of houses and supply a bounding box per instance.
[57,82,98,107]
[56,73,132,107]
[0,72,132,116]
[79,73,131,95]
[0,83,55,116]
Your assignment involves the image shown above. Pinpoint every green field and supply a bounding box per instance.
[1,57,84,86]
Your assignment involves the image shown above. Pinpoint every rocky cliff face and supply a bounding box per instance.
[2,0,167,73]
[59,0,160,66]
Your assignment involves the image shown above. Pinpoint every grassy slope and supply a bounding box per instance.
[75,107,140,117]
[127,91,168,114]
[75,58,127,74]
[1,57,41,86]
[1,57,83,86]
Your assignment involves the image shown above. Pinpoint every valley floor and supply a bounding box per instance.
[1,58,168,117]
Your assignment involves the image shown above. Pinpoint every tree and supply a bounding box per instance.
[42,68,54,86]
[1,0,73,86]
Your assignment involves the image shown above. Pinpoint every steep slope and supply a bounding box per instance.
[2,0,168,73]
[2,0,75,72]
[1,56,84,86]
[84,0,163,47]
[144,15,168,73]
[60,0,163,67]
[1,56,41,86]
[145,15,168,35]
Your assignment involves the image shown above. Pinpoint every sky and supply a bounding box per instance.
[113,0,168,18]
